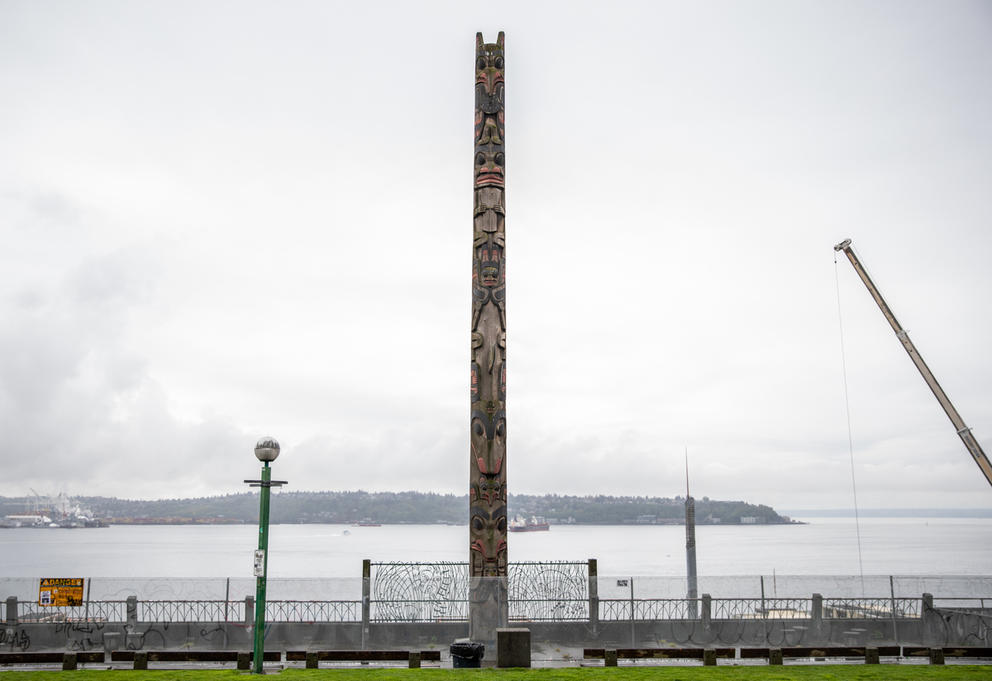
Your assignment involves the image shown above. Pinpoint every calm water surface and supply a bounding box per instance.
[2,517,989,582]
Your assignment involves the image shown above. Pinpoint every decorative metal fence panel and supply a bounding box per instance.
[369,561,589,622]
[509,561,588,621]
[510,599,588,621]
[371,562,468,622]
[374,599,468,623]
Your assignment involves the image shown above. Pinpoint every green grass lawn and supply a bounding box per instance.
[2,667,992,681]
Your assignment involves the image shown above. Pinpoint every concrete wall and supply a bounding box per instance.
[1,616,983,654]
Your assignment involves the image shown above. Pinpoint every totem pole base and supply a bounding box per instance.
[469,576,508,660]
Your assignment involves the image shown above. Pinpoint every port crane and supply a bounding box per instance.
[834,239,992,487]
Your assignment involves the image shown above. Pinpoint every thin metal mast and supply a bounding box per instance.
[834,239,992,487]
[684,448,698,616]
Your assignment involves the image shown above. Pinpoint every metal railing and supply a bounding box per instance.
[15,599,366,624]
[601,598,698,621]
[16,593,978,624]
[17,600,129,623]
[1,594,974,624]
[267,600,361,623]
[3,572,989,625]
[139,600,231,623]
[825,598,920,619]
[712,598,812,619]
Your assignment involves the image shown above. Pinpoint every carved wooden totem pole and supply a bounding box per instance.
[469,30,507,644]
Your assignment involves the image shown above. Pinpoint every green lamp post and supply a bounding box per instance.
[245,436,287,674]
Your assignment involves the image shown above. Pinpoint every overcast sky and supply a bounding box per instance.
[1,0,990,510]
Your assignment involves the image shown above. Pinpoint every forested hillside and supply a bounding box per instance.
[1,492,792,525]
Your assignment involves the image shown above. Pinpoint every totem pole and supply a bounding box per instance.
[469,30,507,645]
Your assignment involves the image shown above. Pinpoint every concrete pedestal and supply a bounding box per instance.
[102,632,121,653]
[496,628,530,668]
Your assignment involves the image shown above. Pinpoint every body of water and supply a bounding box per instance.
[1,517,989,601]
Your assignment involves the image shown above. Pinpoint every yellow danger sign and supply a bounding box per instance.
[38,578,84,607]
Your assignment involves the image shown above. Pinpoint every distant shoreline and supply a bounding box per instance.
[783,508,992,518]
[8,516,992,528]
[0,519,811,528]
[2,492,793,526]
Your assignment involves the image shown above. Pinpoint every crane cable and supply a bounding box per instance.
[834,253,866,596]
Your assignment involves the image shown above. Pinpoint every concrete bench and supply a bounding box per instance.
[286,649,441,668]
[110,650,279,670]
[584,648,735,666]
[0,652,104,669]
[740,647,900,664]
[903,646,992,664]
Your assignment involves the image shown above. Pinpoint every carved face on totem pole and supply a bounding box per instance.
[470,31,507,579]
[474,31,505,194]
[475,34,504,141]
[470,406,507,576]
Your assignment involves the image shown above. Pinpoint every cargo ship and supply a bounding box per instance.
[509,515,549,532]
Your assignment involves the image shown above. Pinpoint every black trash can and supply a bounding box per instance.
[450,641,485,668]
